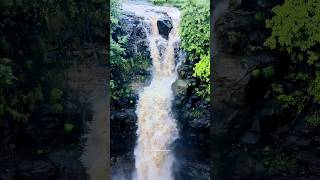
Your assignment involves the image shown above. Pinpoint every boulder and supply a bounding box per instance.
[172,79,189,98]
[157,16,173,40]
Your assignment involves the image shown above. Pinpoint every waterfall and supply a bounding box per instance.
[121,2,181,180]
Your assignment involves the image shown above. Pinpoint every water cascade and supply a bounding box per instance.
[122,2,181,180]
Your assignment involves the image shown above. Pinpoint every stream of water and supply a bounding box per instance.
[122,2,181,180]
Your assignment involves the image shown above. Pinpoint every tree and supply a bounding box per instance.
[265,0,320,117]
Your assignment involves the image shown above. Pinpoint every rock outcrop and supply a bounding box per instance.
[117,12,150,58]
[157,16,173,40]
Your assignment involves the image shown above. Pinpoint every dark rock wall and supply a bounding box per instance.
[212,0,320,179]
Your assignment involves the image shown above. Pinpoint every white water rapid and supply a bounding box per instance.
[122,2,181,180]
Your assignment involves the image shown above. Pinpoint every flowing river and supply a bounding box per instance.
[122,2,181,180]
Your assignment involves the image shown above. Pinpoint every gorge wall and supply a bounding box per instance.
[212,0,320,179]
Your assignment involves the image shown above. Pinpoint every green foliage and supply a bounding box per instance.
[252,69,261,78]
[0,0,106,122]
[64,122,74,134]
[191,107,204,118]
[261,66,275,79]
[180,0,210,60]
[0,58,15,86]
[193,54,210,82]
[310,71,320,103]
[180,0,210,99]
[193,53,210,98]
[264,154,296,174]
[305,114,320,127]
[50,88,64,113]
[227,32,243,45]
[265,0,320,114]
[110,0,152,102]
[271,83,306,112]
[50,88,63,102]
[254,11,266,23]
[264,0,320,65]
[111,54,151,101]
[151,0,186,7]
[261,146,296,174]
[110,0,133,102]
[252,66,275,79]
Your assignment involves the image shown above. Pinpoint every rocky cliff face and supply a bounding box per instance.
[172,42,210,180]
[212,0,320,179]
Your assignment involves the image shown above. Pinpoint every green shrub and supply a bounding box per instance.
[180,0,210,99]
[193,53,210,98]
[252,69,261,78]
[0,58,15,86]
[50,88,63,102]
[0,0,107,122]
[265,0,320,114]
[180,0,210,60]
[264,0,320,65]
[305,114,320,127]
[50,88,64,113]
[254,11,265,23]
[151,0,186,7]
[310,72,320,103]
[64,122,74,134]
[261,146,296,174]
[261,66,275,78]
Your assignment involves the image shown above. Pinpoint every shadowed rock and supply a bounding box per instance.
[157,16,173,40]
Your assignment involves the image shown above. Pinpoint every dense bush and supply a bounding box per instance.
[265,0,320,65]
[265,0,320,117]
[151,0,186,7]
[179,0,210,98]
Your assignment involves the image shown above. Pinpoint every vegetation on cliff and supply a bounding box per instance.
[265,0,320,125]
[179,0,210,98]
[151,0,210,99]
[0,0,106,123]
[110,0,152,104]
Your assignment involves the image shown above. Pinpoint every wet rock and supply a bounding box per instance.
[111,153,135,180]
[111,109,137,157]
[189,117,210,130]
[172,79,189,98]
[177,65,191,79]
[114,98,130,109]
[115,111,129,120]
[175,160,210,180]
[17,159,56,180]
[118,12,150,58]
[48,148,88,180]
[157,16,173,40]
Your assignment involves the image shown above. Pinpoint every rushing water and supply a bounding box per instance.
[122,2,181,180]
